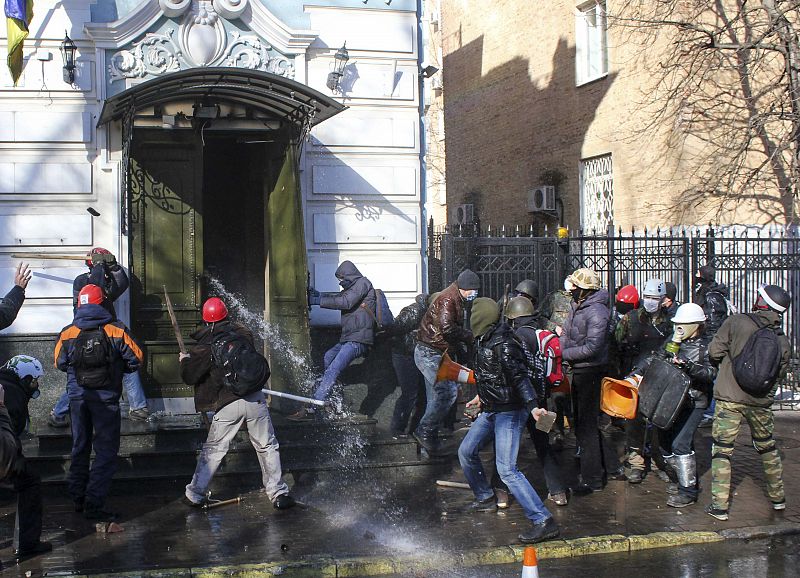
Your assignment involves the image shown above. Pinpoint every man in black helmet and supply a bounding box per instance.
[498,279,538,317]
[706,284,792,521]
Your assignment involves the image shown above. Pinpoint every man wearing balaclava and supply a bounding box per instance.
[614,278,673,484]
[413,269,479,453]
[693,265,730,338]
[458,297,559,544]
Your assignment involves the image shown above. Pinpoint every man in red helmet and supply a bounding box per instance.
[179,297,295,510]
[50,248,149,427]
[55,284,142,522]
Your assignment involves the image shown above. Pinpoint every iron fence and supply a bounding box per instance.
[428,221,800,408]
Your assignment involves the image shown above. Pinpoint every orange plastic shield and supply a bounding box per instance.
[435,352,476,384]
[600,376,640,420]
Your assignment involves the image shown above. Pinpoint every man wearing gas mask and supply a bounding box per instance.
[290,260,376,420]
[615,279,673,483]
[412,269,479,454]
[0,355,52,561]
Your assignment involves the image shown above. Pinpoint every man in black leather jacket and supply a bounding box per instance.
[693,265,730,338]
[457,298,559,544]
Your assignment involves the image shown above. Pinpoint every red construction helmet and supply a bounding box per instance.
[78,284,104,307]
[202,297,228,323]
[616,284,640,308]
[85,247,112,268]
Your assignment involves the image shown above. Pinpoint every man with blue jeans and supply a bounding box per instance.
[413,269,479,453]
[289,260,375,420]
[458,297,559,544]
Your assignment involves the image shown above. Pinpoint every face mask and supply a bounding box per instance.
[21,376,40,399]
[673,323,699,343]
[570,288,583,302]
[465,290,478,302]
[339,278,353,289]
[643,297,661,314]
[564,279,575,292]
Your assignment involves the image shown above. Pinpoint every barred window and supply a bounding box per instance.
[575,1,608,85]
[580,154,613,234]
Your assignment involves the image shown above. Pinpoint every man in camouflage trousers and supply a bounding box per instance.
[706,284,792,521]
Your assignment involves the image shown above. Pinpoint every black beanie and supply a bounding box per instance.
[457,269,480,290]
[664,281,677,301]
[697,265,716,282]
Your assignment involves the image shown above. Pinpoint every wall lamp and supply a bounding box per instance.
[60,32,77,84]
[326,43,349,93]
[420,64,439,78]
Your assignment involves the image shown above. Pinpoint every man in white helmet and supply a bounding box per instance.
[614,278,673,484]
[0,355,52,561]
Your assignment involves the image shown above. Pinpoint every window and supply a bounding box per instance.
[580,154,613,234]
[575,1,608,85]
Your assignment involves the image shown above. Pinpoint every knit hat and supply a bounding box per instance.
[456,269,481,290]
[470,297,499,337]
[664,281,677,301]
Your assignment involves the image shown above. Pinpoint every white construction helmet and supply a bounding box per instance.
[671,303,706,324]
[4,355,44,380]
[642,278,666,298]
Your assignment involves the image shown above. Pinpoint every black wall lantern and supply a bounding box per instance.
[60,32,77,84]
[326,42,349,93]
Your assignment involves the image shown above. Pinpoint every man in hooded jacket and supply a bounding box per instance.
[458,297,559,544]
[290,261,376,420]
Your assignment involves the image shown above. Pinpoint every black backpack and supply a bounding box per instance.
[211,330,270,397]
[732,314,783,397]
[71,326,114,390]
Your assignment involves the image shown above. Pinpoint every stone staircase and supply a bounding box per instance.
[21,413,451,495]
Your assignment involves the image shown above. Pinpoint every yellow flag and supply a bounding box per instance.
[6,0,34,86]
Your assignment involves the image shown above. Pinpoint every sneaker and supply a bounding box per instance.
[14,540,53,562]
[467,496,497,512]
[287,408,315,422]
[47,411,69,428]
[548,492,569,506]
[705,504,729,521]
[128,407,150,421]
[698,416,714,428]
[181,495,209,508]
[573,483,603,496]
[772,500,786,511]
[273,494,296,510]
[84,503,118,521]
[412,432,440,454]
[518,516,560,543]
[495,489,510,509]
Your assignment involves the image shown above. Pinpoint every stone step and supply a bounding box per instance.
[32,413,379,453]
[23,436,424,481]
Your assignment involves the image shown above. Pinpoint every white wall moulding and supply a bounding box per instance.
[310,162,418,198]
[0,214,92,246]
[310,110,418,149]
[0,112,91,143]
[0,163,92,194]
[306,8,417,55]
[311,211,418,245]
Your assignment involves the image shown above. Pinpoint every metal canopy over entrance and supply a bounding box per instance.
[97,67,346,127]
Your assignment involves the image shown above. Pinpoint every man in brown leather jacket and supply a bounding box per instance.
[412,269,479,453]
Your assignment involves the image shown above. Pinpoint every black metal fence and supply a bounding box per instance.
[428,221,800,408]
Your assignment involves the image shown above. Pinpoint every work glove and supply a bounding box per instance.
[308,288,321,307]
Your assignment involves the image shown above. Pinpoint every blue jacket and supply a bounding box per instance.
[55,304,142,403]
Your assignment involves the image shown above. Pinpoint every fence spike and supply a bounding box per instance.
[487,224,492,237]
[544,223,549,236]
[529,223,535,237]
[515,224,521,237]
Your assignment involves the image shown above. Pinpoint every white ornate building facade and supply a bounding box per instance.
[0,0,426,409]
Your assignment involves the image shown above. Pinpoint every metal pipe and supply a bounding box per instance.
[204,496,241,509]
[262,388,326,407]
[435,480,471,490]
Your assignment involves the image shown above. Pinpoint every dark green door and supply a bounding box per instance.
[130,130,203,399]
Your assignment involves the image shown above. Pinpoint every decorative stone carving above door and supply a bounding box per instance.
[110,0,292,82]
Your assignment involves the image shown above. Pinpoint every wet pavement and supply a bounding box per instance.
[2,410,800,576]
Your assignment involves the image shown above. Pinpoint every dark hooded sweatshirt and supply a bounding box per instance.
[320,261,376,346]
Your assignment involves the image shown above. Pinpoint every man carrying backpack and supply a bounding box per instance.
[289,261,376,420]
[706,284,792,521]
[180,297,296,510]
[55,284,142,521]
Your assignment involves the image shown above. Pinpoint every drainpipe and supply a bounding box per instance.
[418,0,429,293]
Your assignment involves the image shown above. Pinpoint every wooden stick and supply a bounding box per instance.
[204,496,241,509]
[435,480,471,490]
[163,285,186,354]
[10,253,86,260]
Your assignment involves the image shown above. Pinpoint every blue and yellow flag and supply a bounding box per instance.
[5,0,33,86]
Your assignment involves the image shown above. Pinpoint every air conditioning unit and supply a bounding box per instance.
[454,203,474,224]
[431,75,443,91]
[526,185,556,213]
